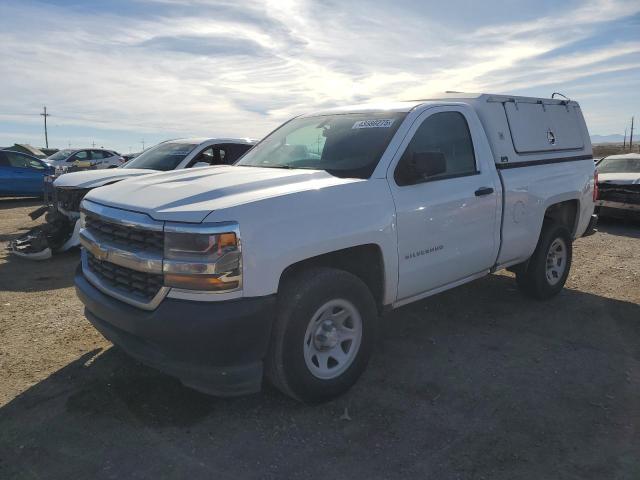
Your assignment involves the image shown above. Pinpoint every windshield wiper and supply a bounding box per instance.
[243,164,317,170]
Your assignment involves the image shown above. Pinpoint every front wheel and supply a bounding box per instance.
[516,222,572,299]
[266,267,378,403]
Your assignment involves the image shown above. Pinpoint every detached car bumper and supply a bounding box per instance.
[596,199,640,213]
[75,266,276,396]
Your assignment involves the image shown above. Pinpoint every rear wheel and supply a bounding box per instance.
[516,222,572,299]
[266,267,377,403]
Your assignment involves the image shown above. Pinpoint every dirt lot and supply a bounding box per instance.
[0,198,639,479]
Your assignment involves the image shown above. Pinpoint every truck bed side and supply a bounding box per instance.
[495,159,595,268]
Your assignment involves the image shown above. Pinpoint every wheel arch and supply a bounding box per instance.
[543,198,579,236]
[277,244,386,312]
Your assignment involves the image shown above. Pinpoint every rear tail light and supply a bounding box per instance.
[593,169,599,201]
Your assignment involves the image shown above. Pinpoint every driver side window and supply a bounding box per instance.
[189,147,221,166]
[5,152,43,170]
[69,150,89,162]
[395,111,477,186]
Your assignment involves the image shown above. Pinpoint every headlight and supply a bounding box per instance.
[163,222,241,292]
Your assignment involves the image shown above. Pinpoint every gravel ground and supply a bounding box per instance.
[0,198,639,479]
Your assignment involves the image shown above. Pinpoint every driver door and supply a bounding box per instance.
[68,150,91,168]
[389,107,500,301]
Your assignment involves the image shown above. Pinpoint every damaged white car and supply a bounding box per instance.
[596,153,640,219]
[10,137,256,259]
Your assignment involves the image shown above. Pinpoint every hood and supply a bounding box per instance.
[84,165,363,223]
[53,168,156,189]
[597,172,640,185]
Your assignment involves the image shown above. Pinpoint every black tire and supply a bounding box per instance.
[516,222,572,300]
[266,267,378,403]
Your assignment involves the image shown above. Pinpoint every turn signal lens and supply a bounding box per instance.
[164,273,240,291]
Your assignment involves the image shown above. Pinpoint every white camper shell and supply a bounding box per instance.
[412,93,592,165]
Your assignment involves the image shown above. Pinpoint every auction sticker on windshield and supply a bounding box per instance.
[352,119,395,129]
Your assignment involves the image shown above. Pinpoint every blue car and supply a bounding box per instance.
[0,150,55,197]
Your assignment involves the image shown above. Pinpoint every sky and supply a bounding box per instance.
[0,0,639,153]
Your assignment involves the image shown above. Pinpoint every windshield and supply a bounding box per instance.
[123,142,199,171]
[598,157,640,174]
[47,149,74,161]
[236,112,407,178]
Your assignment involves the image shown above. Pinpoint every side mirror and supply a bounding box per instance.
[192,161,211,168]
[397,151,447,185]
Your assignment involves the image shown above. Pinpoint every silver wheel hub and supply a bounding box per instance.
[545,237,567,286]
[303,299,362,380]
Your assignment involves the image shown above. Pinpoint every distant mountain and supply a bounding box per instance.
[591,134,625,144]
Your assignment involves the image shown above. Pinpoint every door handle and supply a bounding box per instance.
[475,187,494,196]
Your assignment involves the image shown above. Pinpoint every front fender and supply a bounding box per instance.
[204,179,399,305]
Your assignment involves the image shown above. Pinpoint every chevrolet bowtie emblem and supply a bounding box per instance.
[94,245,108,260]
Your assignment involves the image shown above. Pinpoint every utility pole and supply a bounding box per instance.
[630,116,634,150]
[623,127,627,149]
[92,141,96,147]
[40,106,50,149]
[141,139,145,151]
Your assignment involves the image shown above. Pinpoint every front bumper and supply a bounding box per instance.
[75,266,276,396]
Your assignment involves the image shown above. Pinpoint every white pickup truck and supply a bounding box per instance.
[75,93,598,402]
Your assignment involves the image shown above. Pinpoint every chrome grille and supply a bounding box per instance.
[85,213,163,253]
[86,250,163,302]
[80,201,168,309]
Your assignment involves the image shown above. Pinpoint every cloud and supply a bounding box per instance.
[0,0,639,150]
[139,35,271,57]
